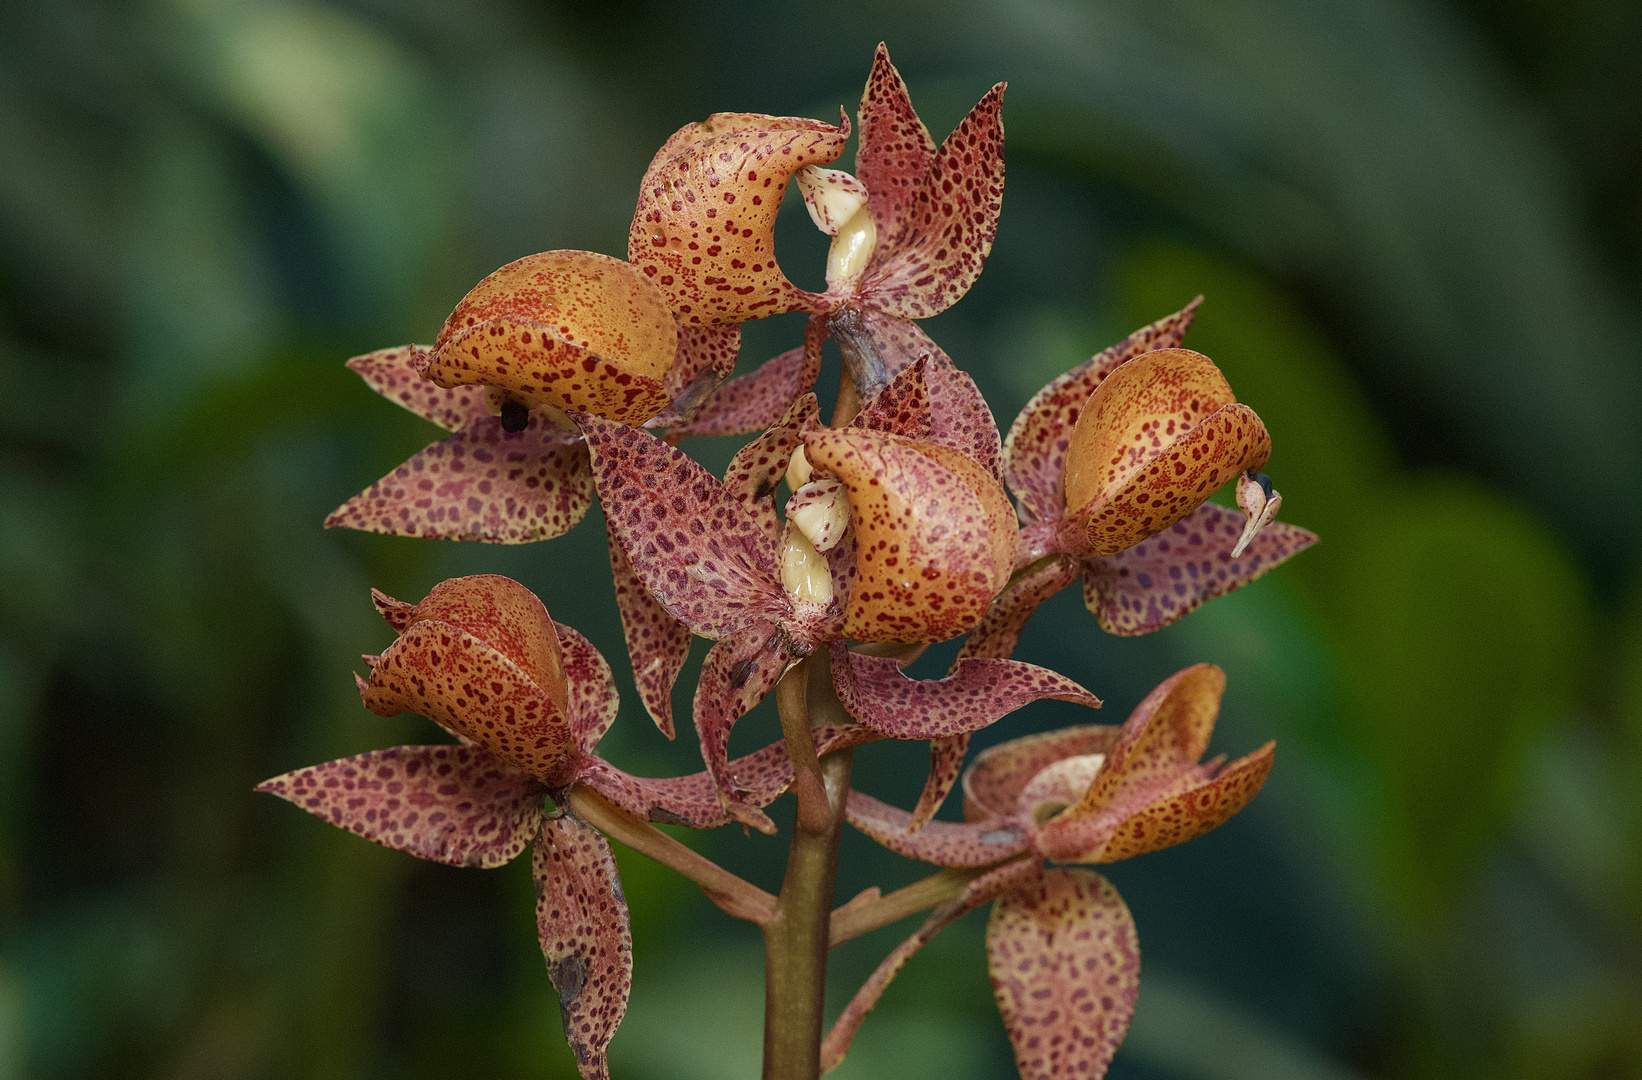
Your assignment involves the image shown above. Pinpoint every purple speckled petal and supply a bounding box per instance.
[580,413,785,639]
[831,644,1099,740]
[724,393,820,545]
[859,83,1005,319]
[256,745,544,868]
[665,322,741,397]
[851,356,932,440]
[692,623,805,832]
[1083,504,1317,636]
[821,857,1042,1073]
[669,316,828,440]
[606,524,691,740]
[847,790,1031,867]
[987,869,1140,1080]
[536,813,632,1080]
[854,43,937,254]
[558,622,619,756]
[1003,299,1201,525]
[325,414,593,544]
[961,725,1121,822]
[576,724,880,829]
[346,344,489,432]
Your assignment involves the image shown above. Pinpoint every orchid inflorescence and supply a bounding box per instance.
[261,44,1316,1080]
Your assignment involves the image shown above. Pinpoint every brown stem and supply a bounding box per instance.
[827,866,989,947]
[563,786,776,924]
[763,649,854,1080]
[827,306,887,406]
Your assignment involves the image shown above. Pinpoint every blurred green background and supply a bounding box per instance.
[3,0,1641,1077]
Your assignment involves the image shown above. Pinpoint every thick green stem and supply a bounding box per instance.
[763,650,854,1080]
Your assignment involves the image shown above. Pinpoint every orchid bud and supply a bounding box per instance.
[803,429,1018,643]
[1061,348,1271,558]
[424,250,677,427]
[1232,470,1282,557]
[361,575,579,784]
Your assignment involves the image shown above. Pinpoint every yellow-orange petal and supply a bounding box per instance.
[1062,349,1269,557]
[402,575,568,717]
[803,429,1018,643]
[628,112,848,324]
[424,250,676,426]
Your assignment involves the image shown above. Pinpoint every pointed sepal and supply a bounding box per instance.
[324,414,594,544]
[986,869,1140,1080]
[846,790,1031,867]
[606,524,691,739]
[535,813,633,1080]
[1082,503,1317,636]
[255,745,545,868]
[664,316,826,440]
[346,345,490,431]
[853,43,938,243]
[723,393,820,545]
[691,624,802,832]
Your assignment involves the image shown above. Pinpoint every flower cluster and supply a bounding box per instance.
[264,43,1316,1080]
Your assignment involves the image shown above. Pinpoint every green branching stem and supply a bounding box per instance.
[562,786,776,924]
[763,651,855,1080]
[827,866,992,947]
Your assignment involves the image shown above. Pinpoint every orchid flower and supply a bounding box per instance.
[824,664,1272,1079]
[897,304,1317,831]
[656,43,1006,439]
[580,386,1100,831]
[257,575,876,1078]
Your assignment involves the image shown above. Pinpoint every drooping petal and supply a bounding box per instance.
[606,525,691,740]
[1062,664,1225,825]
[361,620,581,787]
[1002,299,1201,524]
[581,414,786,638]
[962,725,1121,823]
[908,735,971,835]
[859,83,1006,319]
[576,723,880,829]
[831,646,1099,740]
[629,113,848,324]
[987,869,1140,1080]
[324,414,594,544]
[425,250,676,426]
[821,857,1041,1073]
[665,316,827,440]
[256,745,545,868]
[1083,504,1317,636]
[558,622,620,756]
[1039,742,1275,864]
[690,623,804,832]
[853,43,937,245]
[1062,349,1270,558]
[804,428,1017,643]
[535,813,633,1080]
[723,393,819,546]
[846,790,1031,867]
[346,344,489,431]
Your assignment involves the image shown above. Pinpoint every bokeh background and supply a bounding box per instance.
[3,0,1641,1077]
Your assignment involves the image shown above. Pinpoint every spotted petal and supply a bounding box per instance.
[986,869,1139,1080]
[665,316,826,440]
[846,790,1031,868]
[962,725,1121,822]
[859,83,1005,319]
[1072,664,1225,815]
[854,43,937,246]
[821,857,1041,1073]
[581,414,786,639]
[666,323,741,397]
[723,393,819,546]
[536,813,633,1080]
[1083,504,1317,636]
[560,622,619,755]
[852,356,932,440]
[256,745,545,868]
[325,414,593,544]
[577,724,880,829]
[606,524,691,739]
[346,344,489,431]
[691,622,803,832]
[629,113,848,324]
[830,646,1099,740]
[1003,299,1201,524]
